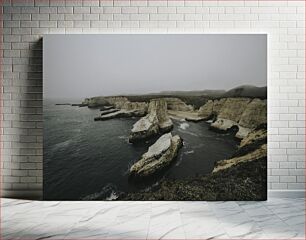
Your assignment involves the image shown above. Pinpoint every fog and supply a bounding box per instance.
[43,34,267,100]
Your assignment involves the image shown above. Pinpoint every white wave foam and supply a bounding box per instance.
[175,154,184,166]
[81,183,118,200]
[106,191,119,200]
[52,139,72,151]
[184,150,195,155]
[179,122,190,130]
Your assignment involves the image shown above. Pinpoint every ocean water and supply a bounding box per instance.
[43,100,238,200]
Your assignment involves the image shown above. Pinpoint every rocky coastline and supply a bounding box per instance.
[120,124,267,201]
[66,85,267,200]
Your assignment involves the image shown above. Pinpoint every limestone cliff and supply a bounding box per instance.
[129,133,183,178]
[238,99,267,130]
[197,97,266,139]
[129,99,173,143]
[198,100,213,119]
[82,97,109,108]
[213,144,267,172]
[213,126,267,172]
[164,98,194,112]
[89,96,148,121]
[82,96,148,113]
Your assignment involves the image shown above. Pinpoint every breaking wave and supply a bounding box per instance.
[179,122,190,130]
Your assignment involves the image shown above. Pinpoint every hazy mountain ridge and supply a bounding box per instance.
[141,85,267,99]
[222,85,267,99]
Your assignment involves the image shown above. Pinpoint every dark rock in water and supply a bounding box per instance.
[55,103,71,106]
[129,99,173,143]
[94,109,145,121]
[100,109,120,116]
[100,106,114,111]
[129,133,183,179]
[71,103,88,107]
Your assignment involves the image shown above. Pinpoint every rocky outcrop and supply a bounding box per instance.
[210,98,250,136]
[216,98,251,122]
[87,96,148,121]
[121,101,148,114]
[120,125,267,201]
[198,100,214,119]
[129,99,173,143]
[100,109,120,116]
[212,98,227,116]
[237,99,267,138]
[213,126,267,173]
[240,126,267,148]
[95,109,145,121]
[164,98,194,112]
[82,97,109,108]
[100,106,114,111]
[104,96,129,108]
[129,133,183,178]
[121,156,266,201]
[168,110,205,122]
[82,96,148,112]
[197,98,266,139]
[213,144,267,173]
[197,98,227,120]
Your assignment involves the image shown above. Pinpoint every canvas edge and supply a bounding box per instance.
[1,190,304,200]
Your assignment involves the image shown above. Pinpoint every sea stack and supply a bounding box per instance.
[129,99,173,143]
[129,133,183,179]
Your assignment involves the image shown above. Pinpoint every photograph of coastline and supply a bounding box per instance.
[43,34,267,200]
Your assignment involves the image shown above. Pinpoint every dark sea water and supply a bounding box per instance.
[43,100,238,200]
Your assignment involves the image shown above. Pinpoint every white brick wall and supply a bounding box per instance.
[1,0,305,198]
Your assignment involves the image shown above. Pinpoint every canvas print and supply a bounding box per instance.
[43,34,267,200]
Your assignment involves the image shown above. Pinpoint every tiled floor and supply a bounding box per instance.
[2,198,305,239]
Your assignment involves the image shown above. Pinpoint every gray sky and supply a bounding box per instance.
[44,34,267,100]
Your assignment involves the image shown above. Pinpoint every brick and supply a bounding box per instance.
[73,21,90,28]
[90,21,107,28]
[83,0,99,6]
[288,183,305,189]
[280,176,296,183]
[12,13,31,20]
[148,0,167,7]
[90,6,104,13]
[65,0,82,6]
[37,5,56,15]
[57,7,73,14]
[74,7,90,14]
[20,20,39,27]
[31,13,49,20]
[177,7,196,14]
[39,21,57,28]
[50,14,65,20]
[65,14,83,21]
[130,14,149,21]
[139,7,157,14]
[158,7,176,14]
[83,13,99,20]
[121,7,138,14]
[20,7,39,14]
